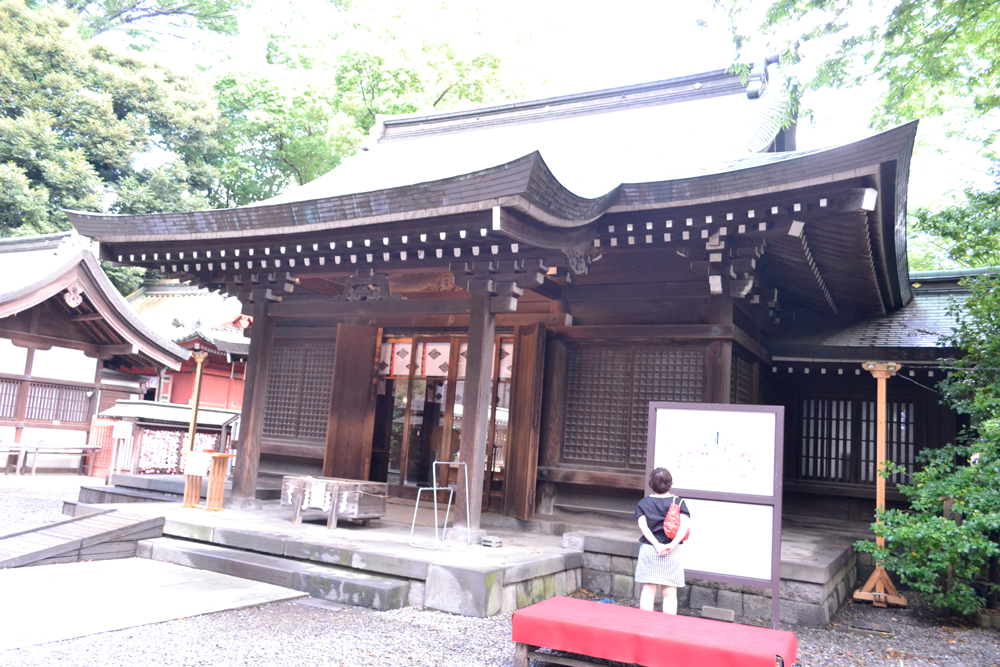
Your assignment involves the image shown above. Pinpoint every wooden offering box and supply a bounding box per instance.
[280,476,387,529]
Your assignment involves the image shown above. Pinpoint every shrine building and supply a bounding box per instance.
[67,63,960,532]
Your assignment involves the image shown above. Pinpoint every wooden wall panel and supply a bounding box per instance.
[323,324,382,480]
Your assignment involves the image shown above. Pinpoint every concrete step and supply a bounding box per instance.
[139,537,410,611]
[77,486,180,505]
[109,474,281,501]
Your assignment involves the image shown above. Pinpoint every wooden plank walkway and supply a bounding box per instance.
[0,510,164,568]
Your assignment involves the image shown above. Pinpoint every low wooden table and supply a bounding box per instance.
[280,476,387,529]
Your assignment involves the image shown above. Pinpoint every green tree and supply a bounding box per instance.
[29,0,246,40]
[721,0,1000,127]
[0,0,220,235]
[911,179,1000,269]
[857,267,1000,613]
[857,425,1000,615]
[209,9,515,207]
[211,72,363,207]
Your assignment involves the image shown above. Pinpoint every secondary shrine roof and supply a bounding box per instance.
[767,270,986,358]
[0,232,189,370]
[126,280,250,356]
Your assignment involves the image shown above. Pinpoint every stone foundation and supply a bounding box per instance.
[565,531,857,627]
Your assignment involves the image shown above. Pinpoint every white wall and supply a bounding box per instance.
[30,347,98,383]
[0,338,28,375]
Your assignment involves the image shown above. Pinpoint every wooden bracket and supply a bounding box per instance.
[853,565,907,608]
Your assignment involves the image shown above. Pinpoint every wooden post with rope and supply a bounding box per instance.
[853,362,908,608]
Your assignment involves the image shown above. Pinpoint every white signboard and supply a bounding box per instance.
[181,449,212,477]
[112,421,134,441]
[646,403,784,616]
[652,407,777,497]
[681,499,774,580]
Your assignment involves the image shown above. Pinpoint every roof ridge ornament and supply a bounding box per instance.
[63,282,84,308]
[746,54,780,99]
[338,268,404,302]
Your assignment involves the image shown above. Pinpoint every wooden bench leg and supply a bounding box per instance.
[513,642,538,667]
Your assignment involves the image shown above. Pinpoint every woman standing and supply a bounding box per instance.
[634,467,691,614]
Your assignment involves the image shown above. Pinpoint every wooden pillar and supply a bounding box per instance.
[449,258,540,536]
[184,350,209,452]
[853,361,907,608]
[12,348,35,452]
[181,349,209,505]
[704,296,733,403]
[453,291,495,537]
[230,295,275,509]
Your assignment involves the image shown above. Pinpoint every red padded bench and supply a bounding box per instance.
[512,597,797,667]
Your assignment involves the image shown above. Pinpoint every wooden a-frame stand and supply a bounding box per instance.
[853,362,908,608]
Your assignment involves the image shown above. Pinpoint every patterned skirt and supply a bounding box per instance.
[634,542,686,587]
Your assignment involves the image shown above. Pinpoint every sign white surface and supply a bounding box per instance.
[653,408,777,497]
[181,450,211,477]
[112,421,134,441]
[681,499,773,580]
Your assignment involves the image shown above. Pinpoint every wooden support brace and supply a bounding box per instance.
[327,485,340,529]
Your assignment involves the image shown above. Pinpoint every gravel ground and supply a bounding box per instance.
[1,475,997,666]
[0,473,93,535]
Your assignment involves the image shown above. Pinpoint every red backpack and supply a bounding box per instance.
[663,496,690,542]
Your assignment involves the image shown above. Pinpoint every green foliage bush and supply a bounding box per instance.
[856,423,1000,615]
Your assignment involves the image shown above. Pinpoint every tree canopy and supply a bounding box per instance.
[720,0,1000,272]
[722,0,1000,126]
[0,0,219,236]
[208,4,515,207]
[29,0,246,40]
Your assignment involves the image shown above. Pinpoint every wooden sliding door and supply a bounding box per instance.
[503,323,546,522]
[323,324,382,480]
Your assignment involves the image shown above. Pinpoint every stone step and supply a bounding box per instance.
[138,537,410,611]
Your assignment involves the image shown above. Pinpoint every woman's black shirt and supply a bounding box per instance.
[633,494,691,546]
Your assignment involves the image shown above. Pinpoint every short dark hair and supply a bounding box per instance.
[649,467,673,494]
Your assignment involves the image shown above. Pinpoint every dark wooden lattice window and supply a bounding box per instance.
[563,345,705,470]
[262,344,336,442]
[563,348,631,466]
[799,399,852,482]
[793,397,919,486]
[729,351,756,405]
[860,400,916,484]
[25,383,90,423]
[0,379,19,418]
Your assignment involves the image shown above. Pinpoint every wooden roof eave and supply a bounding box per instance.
[0,251,189,371]
[67,124,918,319]
[66,152,617,246]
